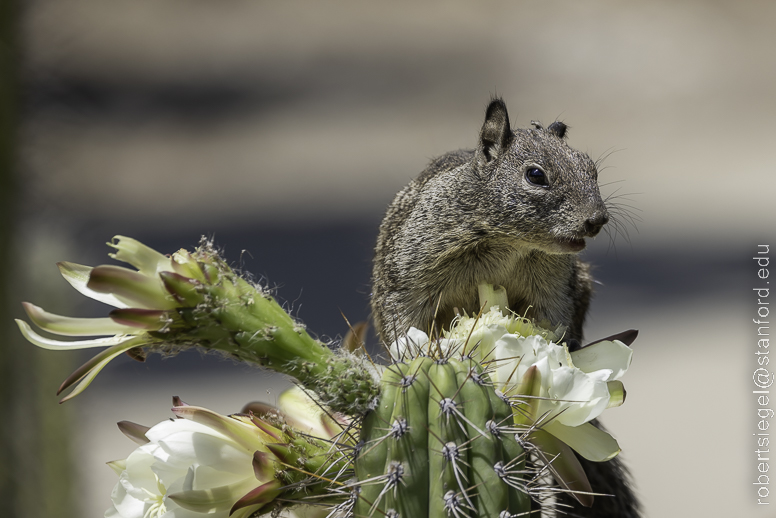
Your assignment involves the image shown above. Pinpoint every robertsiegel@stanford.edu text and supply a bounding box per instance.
[754,244,772,505]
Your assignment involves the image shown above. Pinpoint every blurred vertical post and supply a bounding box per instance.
[0,2,76,517]
[0,0,19,514]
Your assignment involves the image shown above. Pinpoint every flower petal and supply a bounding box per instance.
[58,338,147,401]
[88,265,178,310]
[253,451,275,482]
[57,262,129,308]
[23,302,140,336]
[240,401,278,418]
[108,236,173,276]
[170,405,273,451]
[116,444,165,505]
[570,340,633,380]
[606,380,626,409]
[117,421,151,445]
[389,327,429,361]
[167,478,261,513]
[171,250,207,283]
[584,329,638,347]
[144,422,258,498]
[277,386,343,439]
[247,415,283,442]
[544,421,621,462]
[340,320,369,356]
[477,283,508,313]
[528,429,593,507]
[229,479,282,515]
[106,459,127,476]
[544,366,610,427]
[185,462,256,491]
[109,308,169,330]
[512,365,541,426]
[106,463,156,518]
[159,272,204,306]
[15,319,138,350]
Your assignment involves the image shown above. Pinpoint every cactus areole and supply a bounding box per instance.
[355,354,532,518]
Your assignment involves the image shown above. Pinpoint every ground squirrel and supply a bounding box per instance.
[370,98,639,517]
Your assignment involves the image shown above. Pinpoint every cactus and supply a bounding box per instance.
[355,353,534,518]
[16,237,634,518]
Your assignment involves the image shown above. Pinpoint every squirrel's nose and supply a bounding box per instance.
[584,211,609,237]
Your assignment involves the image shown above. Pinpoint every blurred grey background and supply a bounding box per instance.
[3,0,775,516]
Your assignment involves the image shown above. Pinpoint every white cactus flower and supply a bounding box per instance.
[389,306,634,462]
[105,405,284,518]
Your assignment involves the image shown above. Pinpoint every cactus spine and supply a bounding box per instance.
[355,353,531,517]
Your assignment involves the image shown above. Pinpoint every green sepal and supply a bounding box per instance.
[159,271,205,306]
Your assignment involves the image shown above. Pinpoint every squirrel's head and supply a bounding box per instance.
[471,98,608,255]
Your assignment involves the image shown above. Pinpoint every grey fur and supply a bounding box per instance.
[370,98,639,518]
[372,98,607,344]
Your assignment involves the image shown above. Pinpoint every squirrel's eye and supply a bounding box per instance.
[525,167,548,186]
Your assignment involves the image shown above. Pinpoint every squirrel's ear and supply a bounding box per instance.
[547,121,567,139]
[477,98,512,163]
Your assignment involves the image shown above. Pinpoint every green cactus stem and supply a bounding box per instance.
[354,354,531,518]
